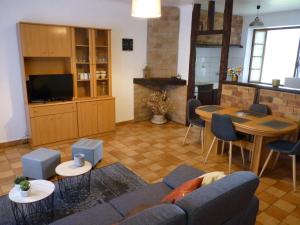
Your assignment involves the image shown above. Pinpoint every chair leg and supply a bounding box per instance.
[272,152,280,169]
[248,150,252,162]
[292,155,296,192]
[259,150,274,177]
[221,141,225,155]
[204,137,217,164]
[183,124,192,145]
[201,127,204,153]
[240,141,245,166]
[228,141,233,174]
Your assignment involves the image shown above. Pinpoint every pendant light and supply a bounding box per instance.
[249,5,264,27]
[131,0,161,18]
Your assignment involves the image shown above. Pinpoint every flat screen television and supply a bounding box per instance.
[27,74,73,103]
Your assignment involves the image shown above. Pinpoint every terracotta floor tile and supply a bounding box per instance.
[0,121,299,225]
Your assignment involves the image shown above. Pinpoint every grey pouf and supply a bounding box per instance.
[72,138,103,167]
[22,148,61,179]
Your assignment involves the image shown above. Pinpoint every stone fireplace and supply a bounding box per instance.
[133,6,187,125]
[134,78,187,124]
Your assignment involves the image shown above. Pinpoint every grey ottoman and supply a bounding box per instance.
[72,138,103,167]
[22,148,61,179]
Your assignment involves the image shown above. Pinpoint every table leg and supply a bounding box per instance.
[250,135,263,175]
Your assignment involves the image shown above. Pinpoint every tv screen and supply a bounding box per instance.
[27,74,73,102]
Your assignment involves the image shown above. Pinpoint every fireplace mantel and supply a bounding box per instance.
[133,78,186,87]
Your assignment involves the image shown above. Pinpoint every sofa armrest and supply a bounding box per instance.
[118,204,186,225]
[163,164,204,189]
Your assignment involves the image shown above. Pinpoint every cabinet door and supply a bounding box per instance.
[77,101,99,137]
[54,112,78,141]
[31,115,57,146]
[48,26,72,57]
[20,24,49,57]
[97,99,115,133]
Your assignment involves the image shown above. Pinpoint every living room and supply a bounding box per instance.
[0,0,300,225]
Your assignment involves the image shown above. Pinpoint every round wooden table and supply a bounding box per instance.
[55,160,92,203]
[9,180,55,225]
[196,105,299,174]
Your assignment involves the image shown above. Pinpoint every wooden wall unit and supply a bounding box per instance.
[19,22,115,146]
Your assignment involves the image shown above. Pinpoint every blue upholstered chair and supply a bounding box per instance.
[259,140,300,192]
[183,99,205,148]
[249,104,269,115]
[204,114,245,173]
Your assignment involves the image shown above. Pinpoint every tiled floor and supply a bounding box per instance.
[0,121,300,225]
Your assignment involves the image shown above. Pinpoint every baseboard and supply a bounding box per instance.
[0,138,29,149]
[116,120,134,126]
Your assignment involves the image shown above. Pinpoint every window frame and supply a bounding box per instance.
[248,26,300,84]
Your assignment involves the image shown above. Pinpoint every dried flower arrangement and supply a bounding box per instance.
[142,90,173,116]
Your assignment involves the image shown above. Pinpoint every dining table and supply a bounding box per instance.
[196,105,299,175]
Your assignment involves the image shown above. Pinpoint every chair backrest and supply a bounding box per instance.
[249,104,269,115]
[211,114,237,141]
[176,171,259,225]
[187,99,202,122]
[291,140,300,155]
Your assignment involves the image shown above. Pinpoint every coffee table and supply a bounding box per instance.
[55,160,92,203]
[9,180,55,225]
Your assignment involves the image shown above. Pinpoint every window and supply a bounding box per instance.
[249,27,300,84]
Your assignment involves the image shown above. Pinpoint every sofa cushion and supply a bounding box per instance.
[161,176,204,203]
[110,182,172,216]
[49,203,123,225]
[176,171,259,225]
[163,164,204,189]
[118,204,186,225]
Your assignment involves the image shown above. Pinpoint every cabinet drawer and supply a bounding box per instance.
[30,103,76,117]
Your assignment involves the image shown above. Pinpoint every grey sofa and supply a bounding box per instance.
[50,165,259,225]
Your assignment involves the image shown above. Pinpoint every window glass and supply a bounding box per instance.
[251,57,262,69]
[249,70,261,81]
[253,45,264,57]
[254,31,266,44]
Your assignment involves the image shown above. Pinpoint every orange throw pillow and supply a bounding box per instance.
[161,177,204,203]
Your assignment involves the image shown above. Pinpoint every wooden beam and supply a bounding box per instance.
[187,4,201,102]
[198,29,223,35]
[218,0,233,100]
[208,1,215,31]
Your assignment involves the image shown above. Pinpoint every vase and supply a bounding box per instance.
[20,189,30,197]
[74,154,85,167]
[232,75,238,82]
[14,184,21,191]
[151,115,167,125]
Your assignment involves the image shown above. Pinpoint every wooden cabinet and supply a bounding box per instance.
[77,98,115,137]
[30,103,78,146]
[77,101,99,136]
[73,28,111,98]
[20,23,71,57]
[97,99,115,133]
[19,22,115,146]
[20,24,49,57]
[47,25,72,57]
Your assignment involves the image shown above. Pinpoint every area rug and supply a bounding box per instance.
[0,163,147,225]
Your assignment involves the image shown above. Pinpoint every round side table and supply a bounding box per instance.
[55,160,92,203]
[9,180,55,225]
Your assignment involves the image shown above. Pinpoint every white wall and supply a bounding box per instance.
[241,10,300,82]
[0,0,147,143]
[177,4,193,81]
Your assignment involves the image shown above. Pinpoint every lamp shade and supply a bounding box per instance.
[132,0,161,18]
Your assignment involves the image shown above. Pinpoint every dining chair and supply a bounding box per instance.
[183,99,205,149]
[249,103,269,115]
[259,139,300,192]
[204,114,245,173]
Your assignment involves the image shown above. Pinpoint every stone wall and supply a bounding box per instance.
[147,7,180,77]
[134,84,187,125]
[197,11,243,45]
[259,89,300,123]
[220,84,256,109]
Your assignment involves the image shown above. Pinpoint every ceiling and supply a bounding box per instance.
[112,0,300,15]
